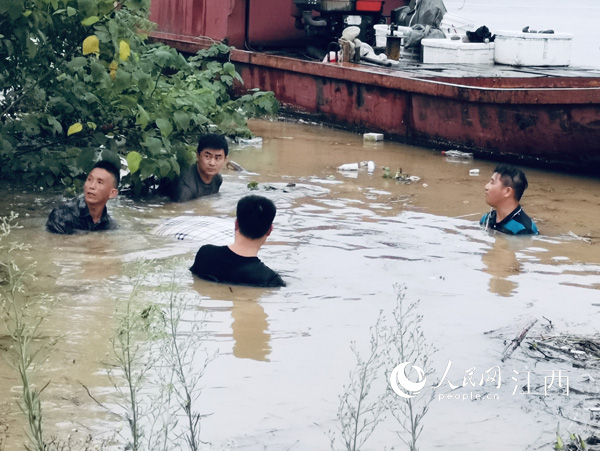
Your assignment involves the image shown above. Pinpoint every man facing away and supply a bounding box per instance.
[190,195,286,287]
[46,160,120,234]
[480,164,538,235]
[170,133,228,202]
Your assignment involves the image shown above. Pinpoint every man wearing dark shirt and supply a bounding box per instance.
[170,134,228,202]
[46,160,120,234]
[480,164,538,235]
[190,195,285,287]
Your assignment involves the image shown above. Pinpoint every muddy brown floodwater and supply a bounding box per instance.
[1,118,599,450]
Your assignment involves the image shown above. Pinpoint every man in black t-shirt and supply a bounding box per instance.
[190,195,285,287]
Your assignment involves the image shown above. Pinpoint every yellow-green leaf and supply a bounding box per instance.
[86,122,97,131]
[119,40,130,61]
[23,10,32,17]
[126,151,142,174]
[67,123,83,136]
[82,35,99,55]
[555,433,564,450]
[81,15,99,26]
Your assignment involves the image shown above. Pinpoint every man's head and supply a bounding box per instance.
[485,164,528,208]
[196,134,228,183]
[236,195,276,240]
[84,160,120,208]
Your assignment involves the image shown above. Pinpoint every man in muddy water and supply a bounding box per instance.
[190,195,286,287]
[480,164,538,235]
[46,160,120,234]
[168,133,228,202]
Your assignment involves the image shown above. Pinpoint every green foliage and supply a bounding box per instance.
[0,0,279,195]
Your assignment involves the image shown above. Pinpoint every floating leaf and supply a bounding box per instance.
[82,35,99,55]
[119,40,130,61]
[67,123,83,136]
[81,15,99,26]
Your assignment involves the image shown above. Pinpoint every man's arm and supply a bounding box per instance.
[46,208,73,234]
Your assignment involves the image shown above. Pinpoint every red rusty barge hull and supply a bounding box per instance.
[152,32,600,173]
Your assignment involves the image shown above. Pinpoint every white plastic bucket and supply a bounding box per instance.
[374,24,388,48]
[494,30,573,66]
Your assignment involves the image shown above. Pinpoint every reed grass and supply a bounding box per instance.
[331,285,434,451]
[0,213,55,451]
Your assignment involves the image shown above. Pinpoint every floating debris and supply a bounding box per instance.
[442,150,474,159]
[227,160,248,172]
[363,132,384,142]
[338,163,359,171]
[283,183,296,193]
[360,161,376,172]
[237,137,263,148]
[566,231,593,244]
[382,167,421,183]
[247,181,259,190]
[527,333,600,369]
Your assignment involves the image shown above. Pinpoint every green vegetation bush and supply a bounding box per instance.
[0,0,278,196]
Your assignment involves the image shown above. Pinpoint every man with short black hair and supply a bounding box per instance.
[190,195,285,287]
[46,160,120,234]
[170,133,228,202]
[480,164,538,235]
